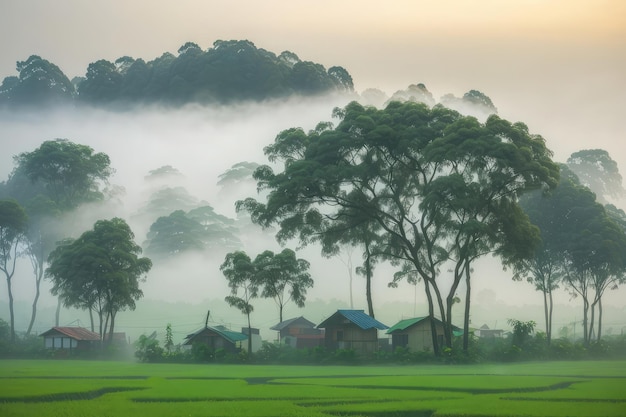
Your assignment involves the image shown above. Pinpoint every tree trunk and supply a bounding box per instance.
[424,280,439,356]
[597,298,603,341]
[55,297,61,326]
[89,309,95,332]
[103,312,110,343]
[582,297,589,345]
[445,259,464,349]
[7,275,15,342]
[364,240,374,318]
[108,311,116,342]
[589,298,597,343]
[547,288,554,344]
[463,264,472,352]
[26,258,44,336]
[246,313,252,355]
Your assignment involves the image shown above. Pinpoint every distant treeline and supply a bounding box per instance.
[0,40,354,108]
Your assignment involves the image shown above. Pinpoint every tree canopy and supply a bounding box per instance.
[0,40,354,108]
[518,165,626,344]
[11,139,113,211]
[238,100,559,355]
[46,218,152,340]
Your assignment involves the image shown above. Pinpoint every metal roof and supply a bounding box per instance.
[386,316,464,336]
[270,316,316,331]
[184,326,248,345]
[317,309,388,330]
[40,327,101,341]
[386,317,428,333]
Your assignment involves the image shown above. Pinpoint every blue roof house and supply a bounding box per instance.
[317,309,388,356]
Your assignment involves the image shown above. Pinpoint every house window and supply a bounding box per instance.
[336,330,344,341]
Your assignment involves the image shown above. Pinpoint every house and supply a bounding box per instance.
[270,316,324,348]
[40,327,101,352]
[240,327,263,352]
[386,316,463,352]
[476,324,504,339]
[183,325,249,354]
[317,309,389,356]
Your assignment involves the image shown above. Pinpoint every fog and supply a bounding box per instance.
[1,88,626,343]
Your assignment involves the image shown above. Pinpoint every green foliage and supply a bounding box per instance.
[240,100,559,356]
[0,55,75,107]
[164,324,174,355]
[1,40,353,108]
[134,334,164,362]
[508,319,536,348]
[567,149,625,203]
[46,218,152,339]
[11,139,113,211]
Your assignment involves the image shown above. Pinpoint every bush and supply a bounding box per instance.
[134,334,164,362]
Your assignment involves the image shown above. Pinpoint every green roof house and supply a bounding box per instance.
[386,316,463,353]
[183,325,248,354]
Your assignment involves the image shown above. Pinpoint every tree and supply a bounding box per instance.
[0,55,74,107]
[220,251,258,355]
[254,249,313,323]
[77,59,123,103]
[0,200,28,342]
[515,165,574,344]
[507,319,536,348]
[566,149,625,204]
[46,218,152,341]
[14,139,113,211]
[164,323,174,355]
[11,139,113,326]
[143,206,241,259]
[522,166,626,344]
[238,101,558,356]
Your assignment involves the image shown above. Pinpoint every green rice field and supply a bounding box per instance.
[0,360,624,416]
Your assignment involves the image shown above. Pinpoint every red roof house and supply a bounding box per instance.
[40,327,101,351]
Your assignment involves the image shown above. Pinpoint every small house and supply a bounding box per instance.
[317,309,388,356]
[270,316,324,348]
[40,326,101,352]
[476,324,504,339]
[386,316,463,352]
[183,325,248,354]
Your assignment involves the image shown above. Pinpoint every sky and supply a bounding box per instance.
[1,0,625,161]
[1,0,625,338]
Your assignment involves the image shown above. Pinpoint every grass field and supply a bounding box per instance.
[0,360,624,416]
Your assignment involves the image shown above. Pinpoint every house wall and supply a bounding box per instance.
[324,325,379,355]
[392,321,445,352]
[44,336,78,349]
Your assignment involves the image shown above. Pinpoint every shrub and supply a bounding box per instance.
[134,334,164,362]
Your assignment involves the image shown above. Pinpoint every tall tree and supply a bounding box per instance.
[220,251,258,355]
[11,139,113,326]
[238,101,558,355]
[14,139,113,211]
[0,55,74,107]
[566,149,625,204]
[523,166,626,344]
[0,200,28,342]
[254,248,313,323]
[46,218,152,341]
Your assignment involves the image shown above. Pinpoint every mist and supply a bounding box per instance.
[1,88,626,344]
